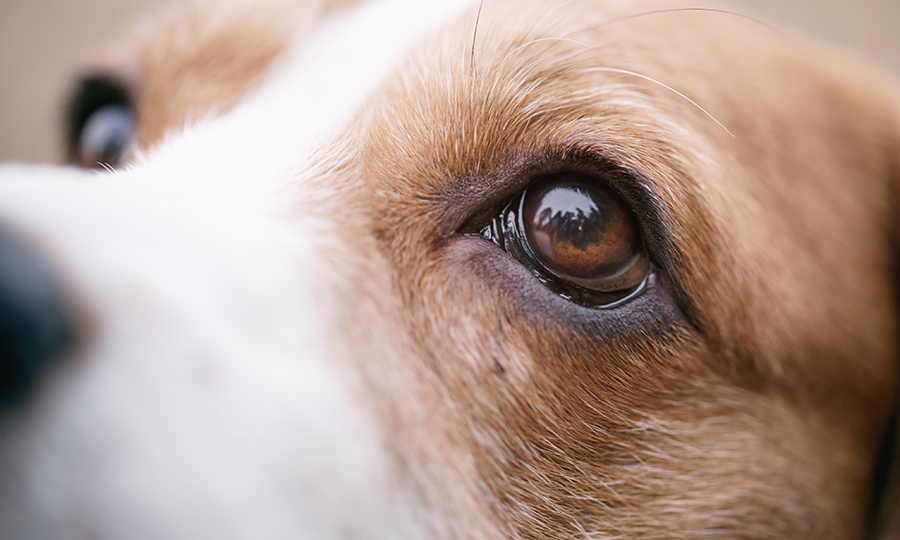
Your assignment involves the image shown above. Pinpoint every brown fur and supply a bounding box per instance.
[132,2,291,149]
[91,0,900,538]
[322,2,900,538]
[126,0,366,151]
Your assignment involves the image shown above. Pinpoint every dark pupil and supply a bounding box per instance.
[522,175,640,279]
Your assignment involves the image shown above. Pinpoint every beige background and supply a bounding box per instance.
[1,0,898,164]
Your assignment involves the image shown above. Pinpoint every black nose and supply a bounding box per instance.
[0,226,72,408]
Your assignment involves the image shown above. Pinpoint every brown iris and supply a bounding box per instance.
[520,172,648,293]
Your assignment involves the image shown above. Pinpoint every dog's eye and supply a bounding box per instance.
[522,173,648,291]
[77,105,134,169]
[483,171,650,307]
[65,76,134,169]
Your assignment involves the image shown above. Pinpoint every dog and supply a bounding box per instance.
[0,0,899,538]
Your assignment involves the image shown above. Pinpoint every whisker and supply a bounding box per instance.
[576,67,735,137]
[493,6,778,80]
[500,37,593,66]
[98,162,117,173]
[497,6,776,70]
[470,0,485,70]
[595,7,779,35]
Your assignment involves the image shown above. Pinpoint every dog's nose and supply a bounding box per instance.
[0,226,72,408]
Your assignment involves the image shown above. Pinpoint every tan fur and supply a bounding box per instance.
[127,0,366,151]
[89,0,900,538]
[316,2,900,537]
[132,3,291,149]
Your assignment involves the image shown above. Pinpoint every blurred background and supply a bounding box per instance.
[1,0,898,164]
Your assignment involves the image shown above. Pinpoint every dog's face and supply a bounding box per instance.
[1,0,899,538]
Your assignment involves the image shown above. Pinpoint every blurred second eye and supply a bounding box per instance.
[77,104,134,169]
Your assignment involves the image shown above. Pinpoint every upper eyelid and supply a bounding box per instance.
[451,146,673,250]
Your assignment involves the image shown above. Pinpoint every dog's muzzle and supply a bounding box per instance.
[0,224,71,408]
[0,164,425,540]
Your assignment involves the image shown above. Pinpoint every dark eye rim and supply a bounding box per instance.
[450,148,697,317]
[443,144,701,327]
[64,75,133,165]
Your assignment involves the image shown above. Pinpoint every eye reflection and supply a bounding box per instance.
[521,174,642,283]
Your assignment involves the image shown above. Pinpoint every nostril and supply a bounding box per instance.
[0,226,73,408]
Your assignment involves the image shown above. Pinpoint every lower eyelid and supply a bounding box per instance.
[474,226,650,309]
[551,249,651,293]
[447,235,686,334]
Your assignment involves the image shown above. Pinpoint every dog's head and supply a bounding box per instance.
[1,0,900,538]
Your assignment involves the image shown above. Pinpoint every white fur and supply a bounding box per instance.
[137,0,475,195]
[0,165,400,539]
[0,0,476,537]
